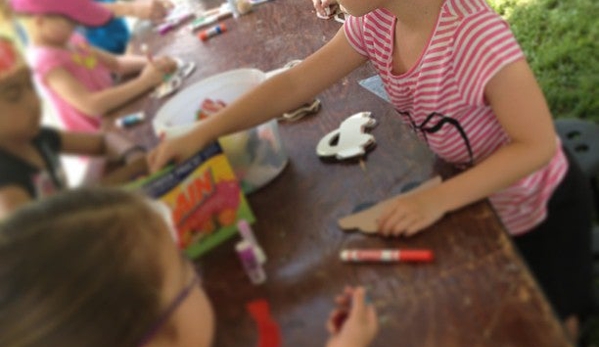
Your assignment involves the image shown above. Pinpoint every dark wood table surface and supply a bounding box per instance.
[105,0,574,346]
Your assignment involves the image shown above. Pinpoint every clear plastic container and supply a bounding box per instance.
[153,69,288,194]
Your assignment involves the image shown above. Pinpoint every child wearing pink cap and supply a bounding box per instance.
[0,35,147,218]
[9,0,177,133]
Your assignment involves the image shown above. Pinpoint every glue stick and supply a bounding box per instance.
[198,23,227,41]
[237,219,267,264]
[236,240,267,285]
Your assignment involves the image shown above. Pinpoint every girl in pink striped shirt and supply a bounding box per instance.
[150,0,592,339]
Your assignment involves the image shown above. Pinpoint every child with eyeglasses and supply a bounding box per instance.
[0,36,147,217]
[8,0,177,133]
[0,187,378,347]
[148,0,593,341]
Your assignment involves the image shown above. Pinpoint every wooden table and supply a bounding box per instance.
[106,1,574,346]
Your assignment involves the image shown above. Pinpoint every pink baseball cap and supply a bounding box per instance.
[9,0,113,27]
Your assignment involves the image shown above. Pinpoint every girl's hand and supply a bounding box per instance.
[140,62,167,86]
[312,0,335,17]
[377,188,445,237]
[121,146,147,164]
[133,0,173,22]
[153,56,178,74]
[139,57,176,86]
[326,287,378,347]
[148,131,207,173]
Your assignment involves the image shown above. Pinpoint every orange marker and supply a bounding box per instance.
[198,23,227,41]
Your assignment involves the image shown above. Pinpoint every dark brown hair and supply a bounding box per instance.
[0,188,170,347]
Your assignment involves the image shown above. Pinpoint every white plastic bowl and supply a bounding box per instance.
[153,68,288,193]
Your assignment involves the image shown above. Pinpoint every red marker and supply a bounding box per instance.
[332,310,349,332]
[340,249,434,263]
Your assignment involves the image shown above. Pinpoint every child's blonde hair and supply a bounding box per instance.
[0,188,172,347]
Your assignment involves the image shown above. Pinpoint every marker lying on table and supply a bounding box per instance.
[157,12,194,35]
[340,249,434,263]
[249,0,272,5]
[115,112,145,128]
[198,23,227,41]
[189,14,218,31]
[189,8,233,32]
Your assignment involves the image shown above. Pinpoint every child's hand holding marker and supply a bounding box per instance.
[140,58,174,86]
[134,0,173,22]
[326,287,378,347]
[148,127,210,173]
[139,46,177,86]
[141,44,177,72]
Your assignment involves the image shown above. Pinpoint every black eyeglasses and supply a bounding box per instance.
[137,272,201,347]
[398,111,475,168]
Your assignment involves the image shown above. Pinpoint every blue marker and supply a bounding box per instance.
[115,112,145,128]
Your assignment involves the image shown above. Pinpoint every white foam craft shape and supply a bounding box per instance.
[316,112,376,160]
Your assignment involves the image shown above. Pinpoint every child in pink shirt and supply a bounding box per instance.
[10,0,176,133]
[149,0,592,340]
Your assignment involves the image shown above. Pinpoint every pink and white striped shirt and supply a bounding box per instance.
[344,0,567,235]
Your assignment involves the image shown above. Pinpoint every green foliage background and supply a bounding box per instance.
[488,1,599,343]
[488,0,598,119]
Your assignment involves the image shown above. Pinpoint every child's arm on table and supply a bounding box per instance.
[45,57,174,117]
[0,132,145,216]
[102,0,172,22]
[326,286,378,347]
[378,60,557,236]
[148,28,368,172]
[60,131,145,164]
[92,47,173,77]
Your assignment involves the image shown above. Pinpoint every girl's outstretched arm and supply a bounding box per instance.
[60,131,145,164]
[102,0,172,22]
[45,56,174,116]
[0,186,31,218]
[148,27,368,172]
[378,59,557,236]
[92,47,158,77]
